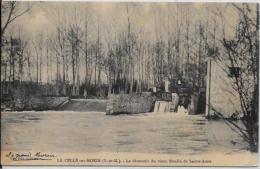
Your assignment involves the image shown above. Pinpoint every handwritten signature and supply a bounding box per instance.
[6,152,56,161]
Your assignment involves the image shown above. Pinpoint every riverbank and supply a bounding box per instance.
[57,99,107,112]
[1,97,107,112]
[1,96,69,111]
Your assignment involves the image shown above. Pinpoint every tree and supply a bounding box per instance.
[16,31,28,82]
[33,34,44,84]
[67,25,82,96]
[83,14,90,96]
[1,1,32,43]
[221,4,259,152]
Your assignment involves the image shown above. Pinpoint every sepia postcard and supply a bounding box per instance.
[1,0,259,167]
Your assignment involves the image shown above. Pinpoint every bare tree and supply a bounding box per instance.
[67,25,82,96]
[1,1,32,43]
[220,4,259,152]
[32,34,44,84]
[16,30,28,82]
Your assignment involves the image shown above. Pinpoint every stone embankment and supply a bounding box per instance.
[3,96,69,111]
[106,92,156,115]
[57,99,107,112]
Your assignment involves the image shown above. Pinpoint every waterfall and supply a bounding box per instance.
[153,101,170,113]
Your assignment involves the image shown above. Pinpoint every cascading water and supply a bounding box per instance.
[153,101,170,113]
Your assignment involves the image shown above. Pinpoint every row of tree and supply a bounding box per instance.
[1,2,222,97]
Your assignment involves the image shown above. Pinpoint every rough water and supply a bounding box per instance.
[1,111,247,155]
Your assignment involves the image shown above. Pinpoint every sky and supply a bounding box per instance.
[4,2,248,42]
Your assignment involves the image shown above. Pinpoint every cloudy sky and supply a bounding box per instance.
[4,2,247,42]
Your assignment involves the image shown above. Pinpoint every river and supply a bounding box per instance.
[1,111,247,155]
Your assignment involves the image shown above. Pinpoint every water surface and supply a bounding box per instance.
[2,111,213,155]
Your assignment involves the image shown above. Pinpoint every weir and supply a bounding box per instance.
[57,99,107,112]
[153,101,170,113]
[153,92,176,113]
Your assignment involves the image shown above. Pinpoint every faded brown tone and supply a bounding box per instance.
[1,1,259,166]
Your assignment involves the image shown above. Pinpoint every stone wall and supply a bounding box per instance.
[57,99,106,112]
[106,92,156,115]
[2,85,69,111]
[26,96,69,111]
[9,96,68,111]
[206,60,242,118]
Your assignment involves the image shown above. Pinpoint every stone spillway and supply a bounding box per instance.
[57,99,107,112]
